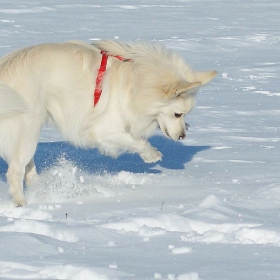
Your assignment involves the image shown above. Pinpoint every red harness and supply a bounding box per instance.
[93,50,132,106]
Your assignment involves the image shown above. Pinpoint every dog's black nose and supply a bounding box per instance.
[179,134,186,140]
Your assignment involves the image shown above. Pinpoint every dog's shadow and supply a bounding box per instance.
[0,136,210,179]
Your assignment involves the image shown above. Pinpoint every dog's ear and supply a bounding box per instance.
[174,81,201,97]
[163,81,201,98]
[194,70,217,86]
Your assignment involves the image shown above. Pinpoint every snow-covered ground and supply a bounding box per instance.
[0,1,280,279]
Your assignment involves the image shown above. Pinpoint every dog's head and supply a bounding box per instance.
[155,70,217,141]
[130,65,217,140]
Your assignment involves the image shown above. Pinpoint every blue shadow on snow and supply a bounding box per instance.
[0,136,210,179]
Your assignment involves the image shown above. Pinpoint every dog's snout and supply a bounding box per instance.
[177,123,189,140]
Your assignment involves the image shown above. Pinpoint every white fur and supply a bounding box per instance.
[0,40,216,205]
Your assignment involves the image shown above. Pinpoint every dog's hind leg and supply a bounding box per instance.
[7,161,28,206]
[6,125,41,206]
[24,157,38,187]
[7,153,38,206]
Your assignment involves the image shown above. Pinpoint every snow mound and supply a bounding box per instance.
[0,219,78,242]
[0,262,108,280]
[101,195,280,246]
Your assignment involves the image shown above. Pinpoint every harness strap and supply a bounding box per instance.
[93,50,132,106]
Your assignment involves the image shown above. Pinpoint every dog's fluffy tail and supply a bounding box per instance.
[0,81,28,118]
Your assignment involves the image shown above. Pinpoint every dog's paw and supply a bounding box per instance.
[141,148,162,163]
[9,189,27,207]
[14,196,27,207]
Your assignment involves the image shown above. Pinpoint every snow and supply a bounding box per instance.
[0,0,280,279]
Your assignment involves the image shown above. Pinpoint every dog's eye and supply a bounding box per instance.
[175,113,182,118]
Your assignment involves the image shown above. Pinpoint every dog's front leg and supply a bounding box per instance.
[139,141,162,163]
[104,132,162,163]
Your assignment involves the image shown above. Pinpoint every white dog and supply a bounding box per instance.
[0,40,216,205]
